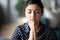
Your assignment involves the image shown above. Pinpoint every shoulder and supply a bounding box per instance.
[45,26,55,32]
[41,23,56,34]
[11,23,27,40]
[12,23,28,37]
[40,23,57,40]
[16,23,28,32]
[16,23,27,30]
[44,26,57,37]
[41,23,55,32]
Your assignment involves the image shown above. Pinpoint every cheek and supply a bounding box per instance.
[25,10,28,17]
[25,13,30,17]
[36,14,41,20]
[25,12,30,20]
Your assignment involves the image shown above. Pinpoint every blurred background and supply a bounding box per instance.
[0,0,60,40]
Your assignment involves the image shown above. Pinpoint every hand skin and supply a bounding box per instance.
[28,25,38,40]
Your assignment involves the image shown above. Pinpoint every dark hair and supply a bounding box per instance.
[0,4,5,26]
[24,0,44,15]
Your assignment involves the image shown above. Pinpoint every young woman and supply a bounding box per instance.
[11,0,57,40]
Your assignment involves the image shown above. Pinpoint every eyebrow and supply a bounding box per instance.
[35,9,41,11]
[27,9,41,11]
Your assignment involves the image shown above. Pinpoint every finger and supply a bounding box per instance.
[28,30,34,40]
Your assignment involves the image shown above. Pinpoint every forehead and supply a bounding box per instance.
[26,4,41,10]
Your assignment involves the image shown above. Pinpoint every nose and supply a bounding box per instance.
[31,11,35,18]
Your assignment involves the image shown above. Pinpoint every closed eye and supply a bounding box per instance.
[27,11,31,14]
[27,9,31,14]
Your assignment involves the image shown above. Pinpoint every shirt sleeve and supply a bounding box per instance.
[11,26,23,40]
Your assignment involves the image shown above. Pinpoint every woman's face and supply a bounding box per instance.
[25,4,42,24]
